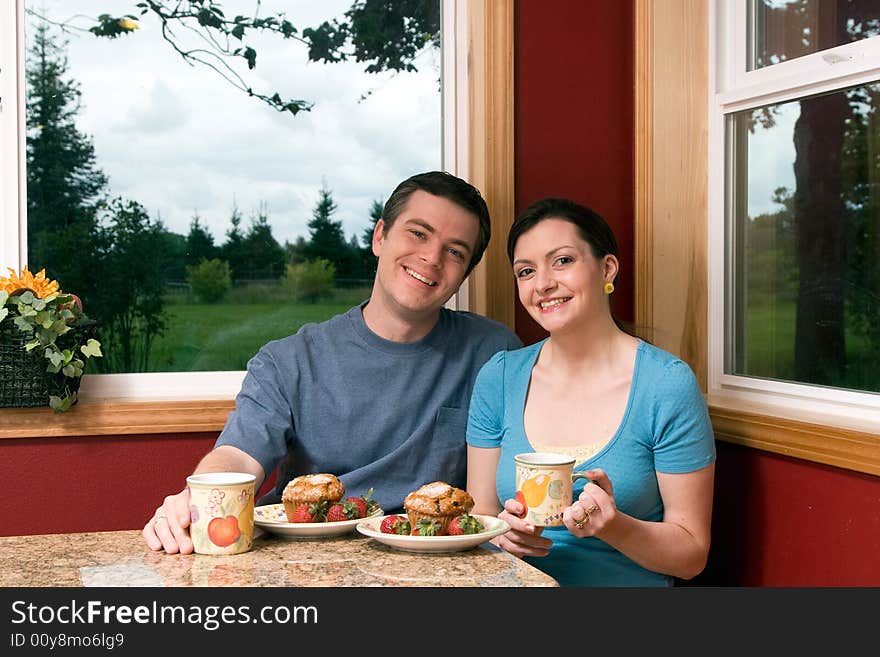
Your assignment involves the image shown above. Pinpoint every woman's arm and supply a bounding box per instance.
[466,445,503,515]
[571,463,715,580]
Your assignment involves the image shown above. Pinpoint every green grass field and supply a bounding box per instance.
[743,301,878,391]
[130,282,880,392]
[146,287,370,371]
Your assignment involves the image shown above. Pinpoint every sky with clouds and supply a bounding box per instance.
[28,0,442,246]
[747,101,797,218]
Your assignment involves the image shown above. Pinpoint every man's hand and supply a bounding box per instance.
[143,447,264,554]
[142,488,194,554]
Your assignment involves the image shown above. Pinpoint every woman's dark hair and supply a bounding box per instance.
[508,197,619,278]
[382,171,491,276]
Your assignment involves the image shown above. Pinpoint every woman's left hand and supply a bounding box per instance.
[562,468,616,537]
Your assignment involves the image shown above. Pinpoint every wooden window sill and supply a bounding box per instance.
[708,396,880,477]
[0,399,234,439]
[3,397,878,478]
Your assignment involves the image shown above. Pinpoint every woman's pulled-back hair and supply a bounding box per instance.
[507,197,619,278]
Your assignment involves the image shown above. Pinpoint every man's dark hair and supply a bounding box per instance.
[381,171,491,275]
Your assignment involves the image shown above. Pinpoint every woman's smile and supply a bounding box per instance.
[538,296,572,312]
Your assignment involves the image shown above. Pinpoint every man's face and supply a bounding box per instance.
[371,189,479,321]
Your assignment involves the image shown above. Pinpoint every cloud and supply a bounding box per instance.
[747,102,798,217]
[35,0,441,244]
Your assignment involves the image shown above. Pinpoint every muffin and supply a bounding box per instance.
[403,481,474,535]
[282,473,345,522]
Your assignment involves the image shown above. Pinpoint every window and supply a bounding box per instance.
[1,0,471,401]
[710,0,880,428]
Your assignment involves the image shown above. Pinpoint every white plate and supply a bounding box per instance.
[254,503,383,538]
[356,514,509,553]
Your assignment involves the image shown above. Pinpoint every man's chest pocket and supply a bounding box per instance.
[432,406,468,446]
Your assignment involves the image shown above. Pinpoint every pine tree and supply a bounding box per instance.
[356,199,384,280]
[361,199,384,248]
[241,205,285,280]
[26,22,107,300]
[220,201,246,281]
[305,182,351,277]
[90,198,170,373]
[184,214,217,267]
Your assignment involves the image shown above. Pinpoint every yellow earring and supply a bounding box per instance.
[604,282,615,295]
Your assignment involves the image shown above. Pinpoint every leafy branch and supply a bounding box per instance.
[26,0,440,116]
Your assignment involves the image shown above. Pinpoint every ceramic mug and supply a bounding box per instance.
[187,472,256,555]
[514,452,590,526]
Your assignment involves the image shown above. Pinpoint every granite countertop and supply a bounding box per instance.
[0,529,558,587]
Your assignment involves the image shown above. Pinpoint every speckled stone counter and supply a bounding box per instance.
[0,529,558,587]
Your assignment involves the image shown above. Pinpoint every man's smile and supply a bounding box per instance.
[404,267,437,287]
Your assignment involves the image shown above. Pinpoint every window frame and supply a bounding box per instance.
[707,0,880,433]
[0,0,502,403]
[0,0,514,436]
[636,0,880,477]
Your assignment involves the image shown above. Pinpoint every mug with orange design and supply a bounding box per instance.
[514,453,590,526]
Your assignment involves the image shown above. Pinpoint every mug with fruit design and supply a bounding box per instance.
[187,472,256,555]
[514,453,590,527]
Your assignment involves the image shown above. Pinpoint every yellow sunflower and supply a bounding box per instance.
[0,266,61,298]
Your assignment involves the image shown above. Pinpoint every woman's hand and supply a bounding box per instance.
[492,497,553,558]
[562,468,616,538]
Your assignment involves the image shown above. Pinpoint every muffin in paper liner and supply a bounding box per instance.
[403,481,474,535]
[281,473,345,522]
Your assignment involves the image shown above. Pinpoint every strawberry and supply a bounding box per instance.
[346,487,380,518]
[289,502,327,523]
[447,514,485,535]
[326,500,360,522]
[379,515,411,535]
[345,496,368,519]
[411,517,443,536]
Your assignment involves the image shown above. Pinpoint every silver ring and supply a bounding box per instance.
[154,514,167,523]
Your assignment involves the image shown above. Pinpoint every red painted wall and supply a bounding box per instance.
[0,433,277,537]
[514,0,635,345]
[694,442,880,586]
[0,434,217,536]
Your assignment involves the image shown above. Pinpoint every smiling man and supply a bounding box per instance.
[143,171,522,554]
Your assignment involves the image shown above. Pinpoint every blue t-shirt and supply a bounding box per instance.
[216,302,522,513]
[467,339,716,587]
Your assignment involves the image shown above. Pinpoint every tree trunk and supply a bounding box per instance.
[792,92,849,385]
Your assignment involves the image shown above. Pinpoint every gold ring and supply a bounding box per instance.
[574,514,589,529]
[585,504,599,515]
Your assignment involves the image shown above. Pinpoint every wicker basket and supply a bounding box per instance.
[0,320,98,408]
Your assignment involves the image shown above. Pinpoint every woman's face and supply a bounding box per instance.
[511,218,617,335]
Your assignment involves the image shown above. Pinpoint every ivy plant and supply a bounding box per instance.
[1,289,103,411]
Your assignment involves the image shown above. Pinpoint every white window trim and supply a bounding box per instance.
[1,0,468,402]
[708,0,880,432]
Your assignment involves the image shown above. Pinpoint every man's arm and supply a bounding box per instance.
[142,446,265,554]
